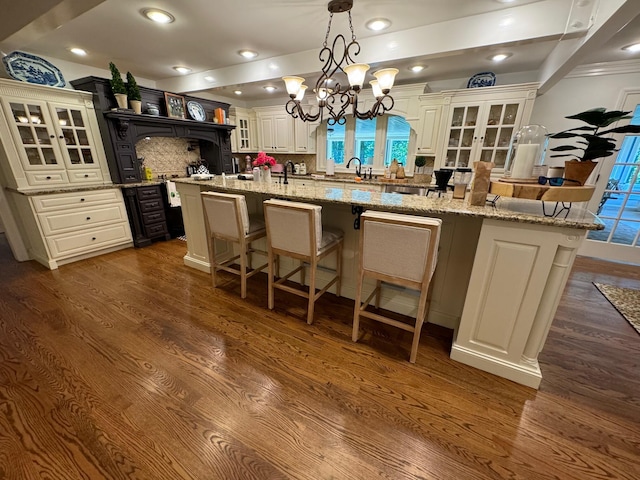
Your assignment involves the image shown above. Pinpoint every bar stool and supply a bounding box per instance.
[352,211,441,363]
[263,199,343,325]
[201,191,267,299]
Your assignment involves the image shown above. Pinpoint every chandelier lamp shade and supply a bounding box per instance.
[282,0,399,125]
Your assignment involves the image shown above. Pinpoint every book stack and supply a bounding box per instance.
[214,108,226,124]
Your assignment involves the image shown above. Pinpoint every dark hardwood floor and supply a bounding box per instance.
[0,234,639,480]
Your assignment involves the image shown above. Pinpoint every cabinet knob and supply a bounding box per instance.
[80,198,85,202]
[49,135,55,139]
[46,176,51,180]
[84,174,89,178]
[86,217,91,221]
[59,135,64,139]
[91,237,96,241]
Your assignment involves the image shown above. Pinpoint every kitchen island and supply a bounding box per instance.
[174,176,602,388]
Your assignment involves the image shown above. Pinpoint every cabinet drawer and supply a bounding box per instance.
[38,204,128,236]
[32,189,122,212]
[139,198,163,213]
[137,186,162,200]
[46,223,131,259]
[142,210,166,225]
[68,169,104,184]
[26,171,69,187]
[145,222,168,238]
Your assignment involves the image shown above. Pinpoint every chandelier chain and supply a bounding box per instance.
[348,11,356,42]
[323,12,334,47]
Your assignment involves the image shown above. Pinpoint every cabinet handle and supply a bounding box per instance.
[49,134,55,139]
[59,135,64,139]
[46,176,51,180]
[80,198,85,202]
[86,217,91,221]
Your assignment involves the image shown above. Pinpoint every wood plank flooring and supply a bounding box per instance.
[0,236,639,479]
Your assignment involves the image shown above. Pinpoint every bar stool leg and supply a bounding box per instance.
[352,269,365,342]
[409,287,430,363]
[268,248,275,310]
[240,240,248,299]
[307,258,317,325]
[300,259,306,286]
[209,236,217,288]
[374,280,382,309]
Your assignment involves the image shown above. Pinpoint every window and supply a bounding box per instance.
[327,122,346,164]
[320,114,414,174]
[384,116,410,167]
[355,118,376,166]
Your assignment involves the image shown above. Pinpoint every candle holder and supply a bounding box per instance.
[502,125,549,183]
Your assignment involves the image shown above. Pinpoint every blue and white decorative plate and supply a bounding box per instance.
[187,101,206,121]
[2,51,66,88]
[467,72,496,88]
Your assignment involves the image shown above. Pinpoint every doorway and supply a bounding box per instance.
[580,91,640,265]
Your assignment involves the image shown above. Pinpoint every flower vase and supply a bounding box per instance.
[262,168,271,183]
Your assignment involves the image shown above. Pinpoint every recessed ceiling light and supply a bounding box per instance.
[142,8,175,24]
[204,76,215,82]
[494,0,516,4]
[263,86,277,92]
[622,43,640,53]
[409,65,425,73]
[234,90,243,95]
[366,18,391,31]
[238,50,258,59]
[173,66,192,74]
[490,53,512,62]
[70,47,87,56]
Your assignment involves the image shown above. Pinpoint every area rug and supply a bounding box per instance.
[593,283,640,335]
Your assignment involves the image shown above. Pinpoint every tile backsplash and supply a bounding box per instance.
[135,137,202,178]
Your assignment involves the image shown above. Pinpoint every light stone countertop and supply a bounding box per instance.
[174,177,604,231]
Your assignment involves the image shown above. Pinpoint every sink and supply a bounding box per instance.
[383,184,427,196]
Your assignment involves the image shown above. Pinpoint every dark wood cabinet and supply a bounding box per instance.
[122,185,170,247]
[70,76,235,184]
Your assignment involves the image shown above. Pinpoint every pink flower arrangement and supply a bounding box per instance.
[253,151,277,170]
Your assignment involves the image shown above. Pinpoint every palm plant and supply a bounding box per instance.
[549,108,640,162]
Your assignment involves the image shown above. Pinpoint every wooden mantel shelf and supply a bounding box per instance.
[490,181,595,202]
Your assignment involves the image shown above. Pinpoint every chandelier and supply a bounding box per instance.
[282,0,398,126]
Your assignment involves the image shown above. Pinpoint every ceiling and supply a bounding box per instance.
[1,0,639,104]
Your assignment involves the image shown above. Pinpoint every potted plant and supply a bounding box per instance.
[109,62,128,109]
[549,108,640,186]
[414,156,427,174]
[126,71,142,114]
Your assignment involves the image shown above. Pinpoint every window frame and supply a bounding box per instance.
[316,114,417,176]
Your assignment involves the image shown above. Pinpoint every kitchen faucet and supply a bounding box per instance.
[284,161,295,184]
[346,157,362,178]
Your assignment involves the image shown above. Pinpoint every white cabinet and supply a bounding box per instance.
[9,188,132,269]
[294,119,319,153]
[0,79,132,269]
[255,107,293,152]
[415,102,442,155]
[0,78,111,191]
[230,107,256,153]
[437,83,538,172]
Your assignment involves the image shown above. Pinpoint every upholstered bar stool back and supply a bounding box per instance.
[352,211,441,363]
[201,191,267,299]
[263,199,343,325]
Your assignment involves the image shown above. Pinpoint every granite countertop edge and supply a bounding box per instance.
[174,177,604,231]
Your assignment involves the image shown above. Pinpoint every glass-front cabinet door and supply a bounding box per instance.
[477,102,521,169]
[50,104,98,168]
[2,99,63,170]
[444,105,479,168]
[442,100,523,170]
